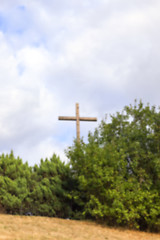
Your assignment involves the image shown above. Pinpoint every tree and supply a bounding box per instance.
[0,151,32,214]
[29,154,72,218]
[66,100,160,231]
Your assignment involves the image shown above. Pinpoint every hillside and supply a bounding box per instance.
[0,214,159,240]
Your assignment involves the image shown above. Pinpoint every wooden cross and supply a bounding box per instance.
[58,103,97,142]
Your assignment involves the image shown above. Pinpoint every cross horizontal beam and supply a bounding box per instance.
[58,116,97,121]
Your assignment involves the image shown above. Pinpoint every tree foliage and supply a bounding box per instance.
[66,100,160,231]
[0,152,72,218]
[0,151,32,214]
[29,154,72,218]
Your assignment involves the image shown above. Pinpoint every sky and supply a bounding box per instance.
[0,0,160,165]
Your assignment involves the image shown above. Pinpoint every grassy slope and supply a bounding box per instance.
[0,214,159,240]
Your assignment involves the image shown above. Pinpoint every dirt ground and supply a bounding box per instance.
[0,214,159,240]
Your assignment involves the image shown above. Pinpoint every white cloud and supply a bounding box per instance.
[0,32,61,164]
[0,0,160,164]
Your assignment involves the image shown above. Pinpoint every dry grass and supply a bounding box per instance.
[0,214,159,240]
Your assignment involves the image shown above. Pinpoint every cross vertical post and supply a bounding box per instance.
[76,103,80,142]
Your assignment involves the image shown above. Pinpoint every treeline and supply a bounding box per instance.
[0,152,73,218]
[0,101,160,232]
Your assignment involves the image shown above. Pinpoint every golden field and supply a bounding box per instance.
[0,214,159,240]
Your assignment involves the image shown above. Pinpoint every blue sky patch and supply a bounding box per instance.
[17,5,26,11]
[0,14,7,32]
[0,5,29,35]
[17,63,25,76]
